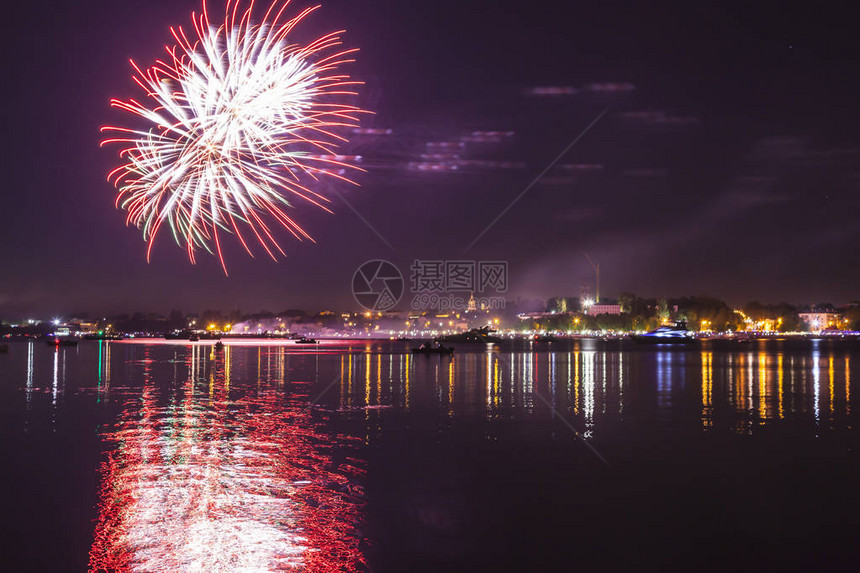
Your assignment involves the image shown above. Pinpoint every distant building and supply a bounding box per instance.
[798,312,842,332]
[584,304,622,316]
[466,293,477,312]
[71,320,98,334]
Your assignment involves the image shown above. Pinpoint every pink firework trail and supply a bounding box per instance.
[101,0,366,274]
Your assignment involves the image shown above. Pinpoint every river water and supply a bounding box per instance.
[1,338,858,571]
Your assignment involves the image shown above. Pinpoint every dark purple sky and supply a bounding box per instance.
[1,0,859,316]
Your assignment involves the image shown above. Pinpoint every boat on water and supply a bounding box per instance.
[294,336,317,344]
[164,330,193,340]
[188,334,200,342]
[632,321,696,344]
[411,342,454,355]
[47,338,79,347]
[83,333,123,341]
[437,326,502,344]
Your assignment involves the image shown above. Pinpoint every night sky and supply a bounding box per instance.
[2,0,859,316]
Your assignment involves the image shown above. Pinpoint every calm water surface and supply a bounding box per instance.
[1,338,858,572]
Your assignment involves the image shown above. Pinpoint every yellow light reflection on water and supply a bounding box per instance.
[448,359,455,417]
[758,352,768,423]
[404,353,410,411]
[573,351,580,416]
[485,351,493,410]
[701,351,713,429]
[827,354,835,423]
[377,352,382,404]
[778,354,784,419]
[618,353,624,416]
[224,346,231,391]
[494,355,501,409]
[747,352,754,414]
[846,355,851,417]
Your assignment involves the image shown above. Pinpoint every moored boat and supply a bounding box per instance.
[411,343,454,355]
[632,321,696,344]
[47,338,79,347]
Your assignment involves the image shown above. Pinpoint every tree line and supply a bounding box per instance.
[527,295,860,332]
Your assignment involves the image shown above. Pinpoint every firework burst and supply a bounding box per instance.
[101,0,365,274]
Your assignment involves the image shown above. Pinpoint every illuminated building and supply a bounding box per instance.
[798,312,843,332]
[583,304,622,316]
[466,292,477,312]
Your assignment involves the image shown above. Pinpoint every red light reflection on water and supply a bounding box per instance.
[89,353,365,572]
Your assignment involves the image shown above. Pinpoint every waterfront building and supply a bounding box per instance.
[798,312,842,332]
[584,304,623,316]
